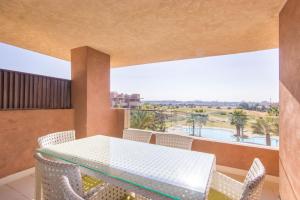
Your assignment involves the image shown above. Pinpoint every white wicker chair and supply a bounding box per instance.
[210,158,266,200]
[123,129,152,143]
[60,176,85,200]
[38,130,75,148]
[34,153,127,200]
[155,133,193,150]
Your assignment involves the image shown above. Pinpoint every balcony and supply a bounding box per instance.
[0,0,299,199]
[127,109,279,148]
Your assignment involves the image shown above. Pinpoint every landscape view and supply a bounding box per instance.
[112,94,279,147]
[0,42,279,148]
[111,49,279,148]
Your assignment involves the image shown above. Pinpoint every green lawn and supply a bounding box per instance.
[135,104,278,136]
[160,106,273,135]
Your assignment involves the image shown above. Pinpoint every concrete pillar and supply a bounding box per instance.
[279,0,300,199]
[71,46,124,138]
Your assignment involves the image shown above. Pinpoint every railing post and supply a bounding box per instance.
[124,108,131,129]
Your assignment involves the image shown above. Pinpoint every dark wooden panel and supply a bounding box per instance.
[24,74,30,108]
[33,76,39,108]
[46,78,51,108]
[57,79,61,108]
[37,76,43,108]
[50,78,54,108]
[42,77,47,108]
[14,73,20,108]
[19,73,24,109]
[0,69,71,110]
[9,72,14,108]
[3,71,8,109]
[60,80,64,108]
[67,81,71,108]
[63,81,68,108]
[53,79,58,108]
[29,75,34,108]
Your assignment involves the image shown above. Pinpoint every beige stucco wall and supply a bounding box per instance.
[0,109,279,179]
[0,108,124,179]
[0,109,74,178]
[71,47,125,139]
[192,139,278,176]
[279,0,300,198]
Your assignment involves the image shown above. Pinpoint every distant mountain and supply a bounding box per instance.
[142,100,277,107]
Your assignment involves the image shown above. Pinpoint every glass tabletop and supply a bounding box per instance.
[37,135,215,200]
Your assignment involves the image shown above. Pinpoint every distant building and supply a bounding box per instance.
[111,92,141,108]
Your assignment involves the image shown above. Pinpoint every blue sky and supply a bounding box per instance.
[0,43,70,79]
[0,42,278,102]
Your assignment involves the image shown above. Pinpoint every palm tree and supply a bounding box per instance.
[194,113,208,136]
[229,109,248,137]
[267,106,279,116]
[152,110,166,132]
[251,116,278,146]
[130,110,154,130]
[188,113,208,136]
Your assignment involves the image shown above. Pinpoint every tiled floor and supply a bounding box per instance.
[0,174,35,200]
[0,172,279,200]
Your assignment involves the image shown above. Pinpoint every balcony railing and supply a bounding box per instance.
[126,109,279,148]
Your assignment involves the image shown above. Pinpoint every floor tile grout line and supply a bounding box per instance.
[5,184,31,200]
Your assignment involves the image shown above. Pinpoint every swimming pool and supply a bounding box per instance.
[168,127,279,147]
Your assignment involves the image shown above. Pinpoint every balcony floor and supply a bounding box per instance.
[0,172,279,200]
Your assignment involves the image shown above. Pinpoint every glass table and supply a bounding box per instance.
[37,135,216,200]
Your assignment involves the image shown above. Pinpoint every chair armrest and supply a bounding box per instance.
[210,171,244,200]
[60,176,85,200]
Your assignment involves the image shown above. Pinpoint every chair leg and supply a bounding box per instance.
[35,164,42,200]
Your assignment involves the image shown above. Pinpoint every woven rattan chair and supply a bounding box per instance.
[60,176,130,200]
[38,130,75,148]
[34,153,127,200]
[60,176,85,200]
[123,129,152,143]
[155,133,193,150]
[37,130,132,199]
[209,158,265,200]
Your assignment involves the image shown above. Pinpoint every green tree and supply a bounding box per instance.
[194,108,204,113]
[130,110,154,130]
[251,116,278,146]
[188,113,208,136]
[151,110,166,132]
[130,110,167,132]
[273,117,279,136]
[229,109,248,137]
[267,106,279,116]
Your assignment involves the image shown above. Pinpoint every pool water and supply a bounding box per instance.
[170,127,279,147]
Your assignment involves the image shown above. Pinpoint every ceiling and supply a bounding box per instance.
[0,0,286,67]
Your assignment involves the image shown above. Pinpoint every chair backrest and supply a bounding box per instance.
[34,153,83,200]
[155,133,193,150]
[38,130,75,148]
[60,176,85,200]
[240,158,266,200]
[123,129,152,143]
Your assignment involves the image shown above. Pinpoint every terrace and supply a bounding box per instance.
[0,0,298,199]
